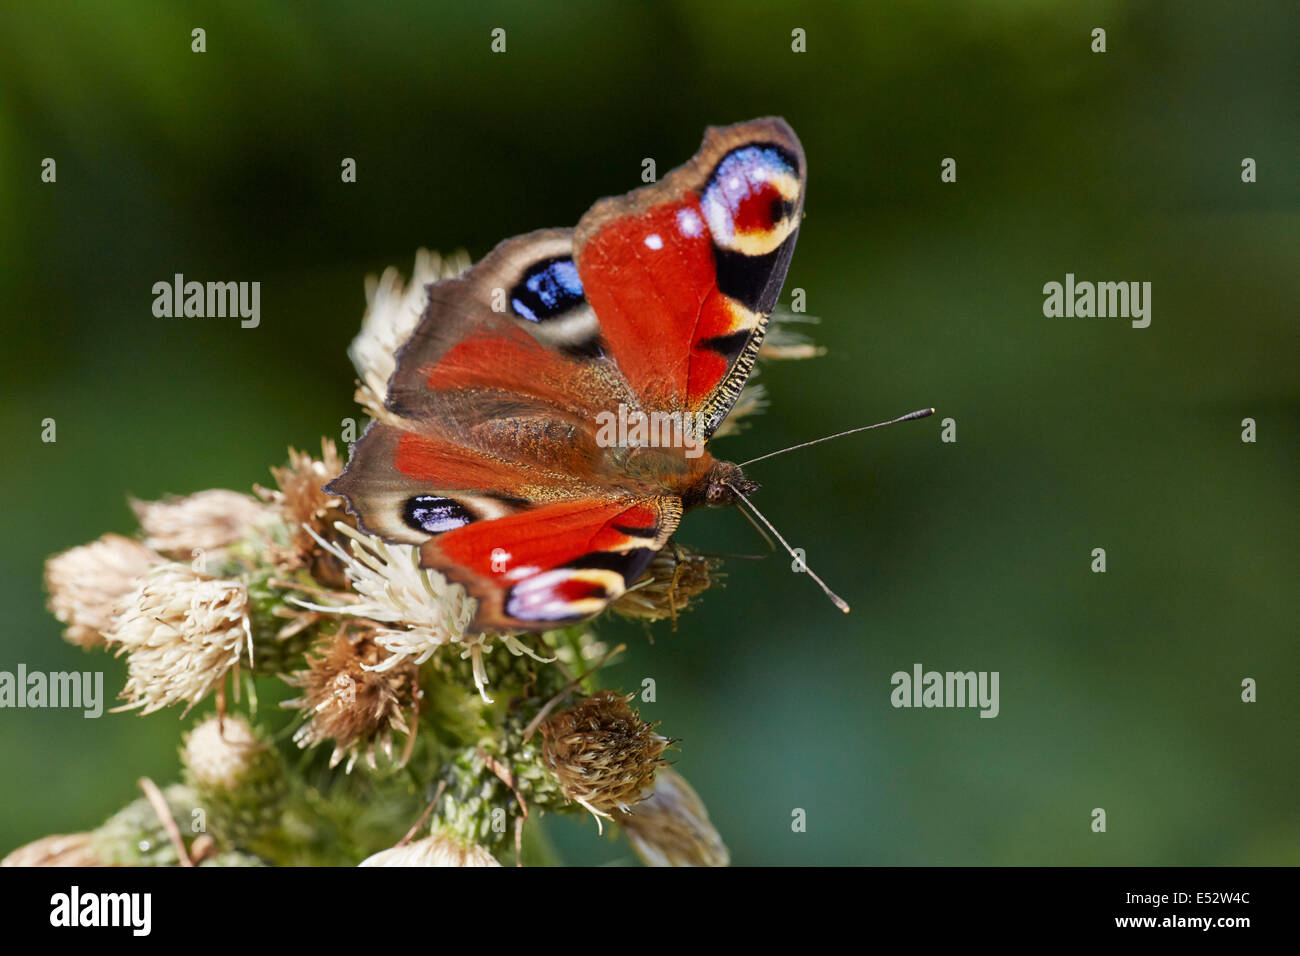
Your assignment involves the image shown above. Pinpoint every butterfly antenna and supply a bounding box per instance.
[725,482,851,614]
[739,407,935,467]
[734,502,777,553]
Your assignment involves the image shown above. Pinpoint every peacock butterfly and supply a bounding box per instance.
[327,118,812,631]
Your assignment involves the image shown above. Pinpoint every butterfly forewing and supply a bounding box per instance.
[574,117,805,438]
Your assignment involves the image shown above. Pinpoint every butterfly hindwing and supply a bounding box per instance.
[421,497,681,628]
[385,229,636,435]
[328,420,684,630]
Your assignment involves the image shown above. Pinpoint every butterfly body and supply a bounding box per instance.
[329,118,805,631]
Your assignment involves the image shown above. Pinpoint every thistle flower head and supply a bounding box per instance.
[44,533,161,648]
[611,544,719,622]
[358,830,500,867]
[541,690,671,819]
[283,631,418,772]
[292,523,549,702]
[256,440,353,587]
[181,715,274,792]
[181,715,285,849]
[352,248,471,415]
[107,564,251,715]
[615,766,729,866]
[131,489,277,559]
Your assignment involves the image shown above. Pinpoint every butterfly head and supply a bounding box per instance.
[699,460,758,508]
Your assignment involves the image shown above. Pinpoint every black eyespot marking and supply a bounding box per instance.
[403,495,475,535]
[566,547,657,586]
[611,521,660,538]
[713,235,797,314]
[698,329,751,365]
[510,257,585,322]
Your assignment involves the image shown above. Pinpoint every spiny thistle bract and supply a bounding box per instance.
[11,249,819,867]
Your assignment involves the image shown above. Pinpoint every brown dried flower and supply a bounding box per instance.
[611,544,719,623]
[256,440,353,587]
[282,631,419,772]
[541,690,671,819]
[292,523,537,704]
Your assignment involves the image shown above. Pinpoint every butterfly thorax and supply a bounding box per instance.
[599,442,754,510]
[615,445,747,508]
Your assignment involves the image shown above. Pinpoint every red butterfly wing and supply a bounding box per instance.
[422,497,680,628]
[326,423,596,548]
[573,117,805,438]
[385,229,635,430]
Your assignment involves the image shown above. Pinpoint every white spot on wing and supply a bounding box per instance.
[644,233,663,250]
[676,208,704,238]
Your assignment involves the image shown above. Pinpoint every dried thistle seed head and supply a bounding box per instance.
[131,489,277,559]
[1,832,102,867]
[282,631,418,772]
[44,534,162,649]
[352,248,472,416]
[256,440,354,588]
[615,766,729,867]
[611,545,720,622]
[106,564,251,715]
[541,690,671,818]
[359,830,501,867]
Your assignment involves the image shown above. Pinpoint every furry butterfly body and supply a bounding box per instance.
[328,118,806,630]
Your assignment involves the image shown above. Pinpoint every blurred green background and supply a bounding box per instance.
[1,0,1296,865]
